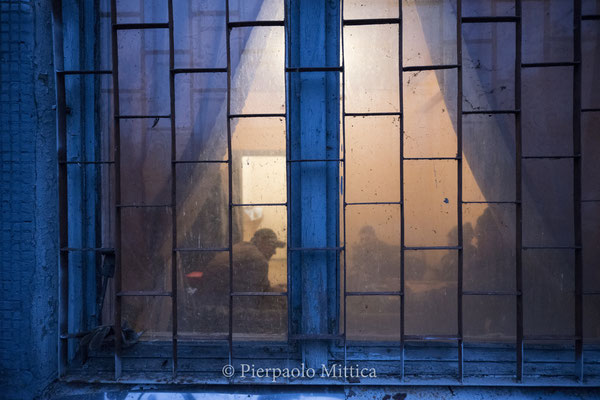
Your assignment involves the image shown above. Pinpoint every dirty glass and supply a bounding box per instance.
[89,0,600,351]
[97,0,288,342]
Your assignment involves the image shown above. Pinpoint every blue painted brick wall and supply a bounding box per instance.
[0,0,58,398]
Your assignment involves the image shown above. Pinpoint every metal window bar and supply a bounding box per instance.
[456,0,464,381]
[574,0,584,382]
[109,0,123,379]
[51,0,595,383]
[515,0,524,381]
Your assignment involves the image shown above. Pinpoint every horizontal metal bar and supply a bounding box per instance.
[116,204,172,208]
[463,291,521,296]
[583,291,600,295]
[404,335,460,341]
[288,247,344,252]
[523,335,582,341]
[345,201,402,206]
[463,109,519,115]
[285,66,343,72]
[582,14,600,20]
[230,291,287,297]
[231,202,287,207]
[172,67,228,74]
[60,247,114,252]
[117,291,172,297]
[228,20,284,28]
[173,160,228,164]
[343,17,401,26]
[403,64,459,71]
[116,114,170,119]
[522,155,580,159]
[287,158,343,163]
[58,69,112,75]
[404,156,460,160]
[61,160,115,165]
[582,108,600,112]
[289,334,343,340]
[404,246,461,250]
[346,291,403,296]
[521,61,579,68]
[113,22,169,30]
[527,245,582,250]
[228,113,286,119]
[174,334,230,341]
[60,332,88,339]
[462,200,519,204]
[175,247,229,252]
[582,199,600,203]
[461,16,520,23]
[345,111,402,117]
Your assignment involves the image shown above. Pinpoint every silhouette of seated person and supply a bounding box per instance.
[185,228,285,333]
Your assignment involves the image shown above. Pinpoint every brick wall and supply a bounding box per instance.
[0,0,58,398]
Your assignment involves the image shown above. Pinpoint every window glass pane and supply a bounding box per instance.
[462,23,515,112]
[232,117,286,205]
[346,205,401,292]
[174,74,228,162]
[464,204,516,293]
[404,160,457,247]
[122,296,172,341]
[346,296,401,341]
[229,0,284,22]
[522,0,573,64]
[403,69,457,158]
[176,163,228,249]
[463,0,516,17]
[116,0,167,23]
[174,1,226,69]
[346,116,400,203]
[178,251,229,336]
[584,296,600,341]
[583,113,600,200]
[522,159,574,247]
[405,250,458,335]
[523,250,574,336]
[344,0,399,19]
[121,208,171,292]
[117,29,170,116]
[583,21,600,109]
[583,202,600,293]
[233,206,287,292]
[344,25,399,113]
[230,26,285,115]
[463,114,516,202]
[120,118,171,205]
[522,67,573,157]
[402,0,457,67]
[233,296,287,340]
[464,296,516,341]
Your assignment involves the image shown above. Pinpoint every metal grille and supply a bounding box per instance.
[53,0,600,384]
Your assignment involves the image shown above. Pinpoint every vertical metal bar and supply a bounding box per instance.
[109,0,123,379]
[225,0,234,367]
[167,0,178,378]
[284,0,292,354]
[456,0,464,383]
[398,0,406,381]
[515,0,524,382]
[51,0,69,378]
[573,0,584,382]
[340,0,348,371]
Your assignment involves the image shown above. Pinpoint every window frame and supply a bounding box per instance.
[52,0,600,386]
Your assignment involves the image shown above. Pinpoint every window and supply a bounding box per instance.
[54,0,600,384]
